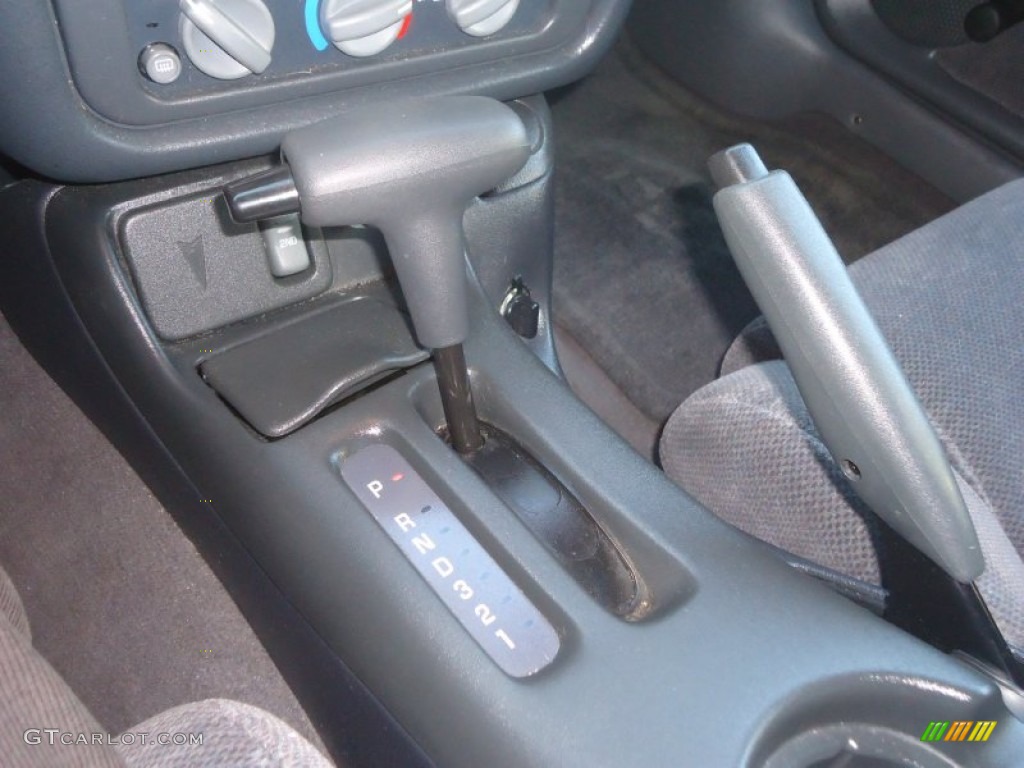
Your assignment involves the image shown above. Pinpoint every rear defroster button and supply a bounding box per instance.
[139,43,183,84]
[340,443,560,678]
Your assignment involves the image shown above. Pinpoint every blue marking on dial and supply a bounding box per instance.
[305,0,329,51]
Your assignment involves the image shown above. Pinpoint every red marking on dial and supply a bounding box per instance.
[397,14,412,39]
[392,473,404,483]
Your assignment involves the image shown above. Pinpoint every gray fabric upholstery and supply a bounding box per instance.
[662,361,884,585]
[0,561,332,767]
[117,700,332,768]
[661,362,1024,649]
[663,178,1024,648]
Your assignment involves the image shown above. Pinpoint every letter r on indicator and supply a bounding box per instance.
[367,480,384,499]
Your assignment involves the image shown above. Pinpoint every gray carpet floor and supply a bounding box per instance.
[0,311,324,752]
[551,36,954,438]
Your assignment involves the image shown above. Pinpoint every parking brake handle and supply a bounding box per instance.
[224,96,531,453]
[708,143,983,585]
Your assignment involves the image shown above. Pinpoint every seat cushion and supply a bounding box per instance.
[661,361,884,584]
[662,178,1024,649]
[0,561,332,767]
[661,361,1024,650]
[0,575,124,768]
[117,700,332,768]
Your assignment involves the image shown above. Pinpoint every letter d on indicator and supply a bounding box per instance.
[432,557,454,578]
[367,480,384,499]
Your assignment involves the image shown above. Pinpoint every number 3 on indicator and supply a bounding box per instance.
[453,579,473,600]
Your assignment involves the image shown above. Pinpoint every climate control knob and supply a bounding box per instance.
[320,0,413,58]
[179,0,275,80]
[446,0,519,37]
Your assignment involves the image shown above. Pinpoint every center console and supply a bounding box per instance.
[2,106,1022,765]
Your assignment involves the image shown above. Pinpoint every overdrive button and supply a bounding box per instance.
[259,214,311,277]
[341,443,560,678]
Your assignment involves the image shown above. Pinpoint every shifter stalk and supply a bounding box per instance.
[433,345,484,453]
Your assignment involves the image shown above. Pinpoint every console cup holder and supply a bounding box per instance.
[749,672,1008,768]
[765,722,953,767]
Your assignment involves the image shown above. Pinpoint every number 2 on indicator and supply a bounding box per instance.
[475,603,496,626]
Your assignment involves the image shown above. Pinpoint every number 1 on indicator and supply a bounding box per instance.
[495,629,515,650]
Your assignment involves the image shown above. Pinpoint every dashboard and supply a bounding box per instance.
[0,0,628,182]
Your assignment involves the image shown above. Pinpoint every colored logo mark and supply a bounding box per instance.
[177,235,207,289]
[921,721,997,742]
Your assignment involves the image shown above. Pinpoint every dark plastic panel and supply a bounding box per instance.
[120,185,332,340]
[41,181,1024,763]
[461,425,644,619]
[200,292,428,437]
[0,1,630,182]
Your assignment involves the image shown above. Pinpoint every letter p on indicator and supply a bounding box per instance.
[367,480,384,499]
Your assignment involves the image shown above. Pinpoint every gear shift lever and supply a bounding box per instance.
[223,97,531,453]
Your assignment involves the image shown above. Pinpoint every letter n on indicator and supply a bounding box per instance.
[412,533,435,554]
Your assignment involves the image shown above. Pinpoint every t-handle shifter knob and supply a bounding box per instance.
[224,96,531,452]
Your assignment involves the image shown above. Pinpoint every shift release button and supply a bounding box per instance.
[259,214,311,277]
[340,443,560,678]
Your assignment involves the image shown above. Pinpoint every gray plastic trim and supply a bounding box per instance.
[627,0,1022,202]
[817,0,1024,162]
[0,0,629,182]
